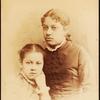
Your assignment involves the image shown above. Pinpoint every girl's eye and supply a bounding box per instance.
[51,26,57,30]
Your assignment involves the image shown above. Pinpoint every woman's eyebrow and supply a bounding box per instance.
[51,25,56,27]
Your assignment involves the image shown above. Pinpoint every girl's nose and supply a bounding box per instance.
[30,64,36,71]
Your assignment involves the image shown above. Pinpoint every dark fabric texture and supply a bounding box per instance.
[43,40,90,96]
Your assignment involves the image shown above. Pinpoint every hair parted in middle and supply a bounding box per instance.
[19,43,45,63]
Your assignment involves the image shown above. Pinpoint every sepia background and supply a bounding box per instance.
[1,0,98,100]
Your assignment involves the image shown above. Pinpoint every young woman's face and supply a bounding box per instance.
[22,52,44,80]
[42,17,66,46]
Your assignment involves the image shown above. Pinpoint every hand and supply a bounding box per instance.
[35,72,47,89]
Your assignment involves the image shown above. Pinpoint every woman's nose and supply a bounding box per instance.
[46,28,52,35]
[30,68,35,71]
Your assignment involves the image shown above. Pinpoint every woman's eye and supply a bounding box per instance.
[26,62,31,64]
[43,25,48,30]
[36,61,42,64]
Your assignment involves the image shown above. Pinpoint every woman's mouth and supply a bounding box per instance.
[46,37,53,41]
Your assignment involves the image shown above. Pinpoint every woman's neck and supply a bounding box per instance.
[46,38,67,52]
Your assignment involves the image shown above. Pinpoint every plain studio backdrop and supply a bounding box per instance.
[1,0,98,100]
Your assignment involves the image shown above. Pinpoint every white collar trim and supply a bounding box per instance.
[46,39,66,52]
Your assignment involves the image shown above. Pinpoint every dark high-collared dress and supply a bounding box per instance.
[43,40,93,100]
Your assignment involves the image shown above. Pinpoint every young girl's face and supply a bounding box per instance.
[22,51,44,80]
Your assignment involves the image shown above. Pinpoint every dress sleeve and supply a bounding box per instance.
[78,47,95,92]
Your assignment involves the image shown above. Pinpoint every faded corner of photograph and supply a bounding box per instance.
[1,0,99,100]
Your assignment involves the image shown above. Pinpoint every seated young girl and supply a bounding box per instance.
[17,43,51,100]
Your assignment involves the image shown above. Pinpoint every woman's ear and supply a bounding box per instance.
[63,25,71,35]
[63,25,72,41]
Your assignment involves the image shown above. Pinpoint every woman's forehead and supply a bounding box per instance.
[43,17,62,26]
